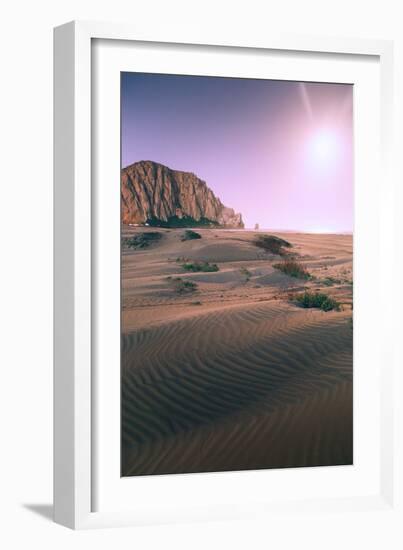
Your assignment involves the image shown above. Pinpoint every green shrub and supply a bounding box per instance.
[182,261,219,272]
[167,277,198,294]
[181,230,202,241]
[273,259,310,279]
[124,232,162,249]
[294,291,340,312]
[254,234,292,255]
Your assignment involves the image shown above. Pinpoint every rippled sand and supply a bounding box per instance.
[121,228,353,476]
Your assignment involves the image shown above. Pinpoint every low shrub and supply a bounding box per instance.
[182,261,219,273]
[124,232,162,249]
[167,277,198,294]
[181,230,202,241]
[254,234,292,255]
[294,291,340,312]
[273,259,310,279]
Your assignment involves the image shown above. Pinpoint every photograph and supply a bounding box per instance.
[120,72,354,477]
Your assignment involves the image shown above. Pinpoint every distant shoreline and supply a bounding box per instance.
[246,228,353,235]
[123,223,353,236]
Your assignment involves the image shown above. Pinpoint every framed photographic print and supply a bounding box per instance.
[119,73,355,478]
[54,21,398,529]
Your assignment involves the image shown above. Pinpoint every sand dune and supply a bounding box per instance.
[121,228,353,476]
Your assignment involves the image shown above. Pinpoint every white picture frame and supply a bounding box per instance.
[54,20,398,530]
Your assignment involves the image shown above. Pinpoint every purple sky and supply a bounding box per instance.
[121,73,353,232]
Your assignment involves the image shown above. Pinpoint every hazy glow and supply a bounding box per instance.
[121,74,353,232]
[311,130,339,163]
[307,129,342,177]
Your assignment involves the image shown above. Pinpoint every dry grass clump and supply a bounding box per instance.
[166,276,198,294]
[273,259,311,279]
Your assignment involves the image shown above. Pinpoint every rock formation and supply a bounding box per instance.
[121,160,244,228]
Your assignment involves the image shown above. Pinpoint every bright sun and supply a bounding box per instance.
[310,129,340,166]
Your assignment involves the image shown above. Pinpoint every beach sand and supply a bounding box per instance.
[121,228,353,476]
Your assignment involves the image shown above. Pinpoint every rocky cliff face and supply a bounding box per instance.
[121,160,244,228]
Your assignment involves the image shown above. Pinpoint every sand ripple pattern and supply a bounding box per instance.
[121,302,353,476]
